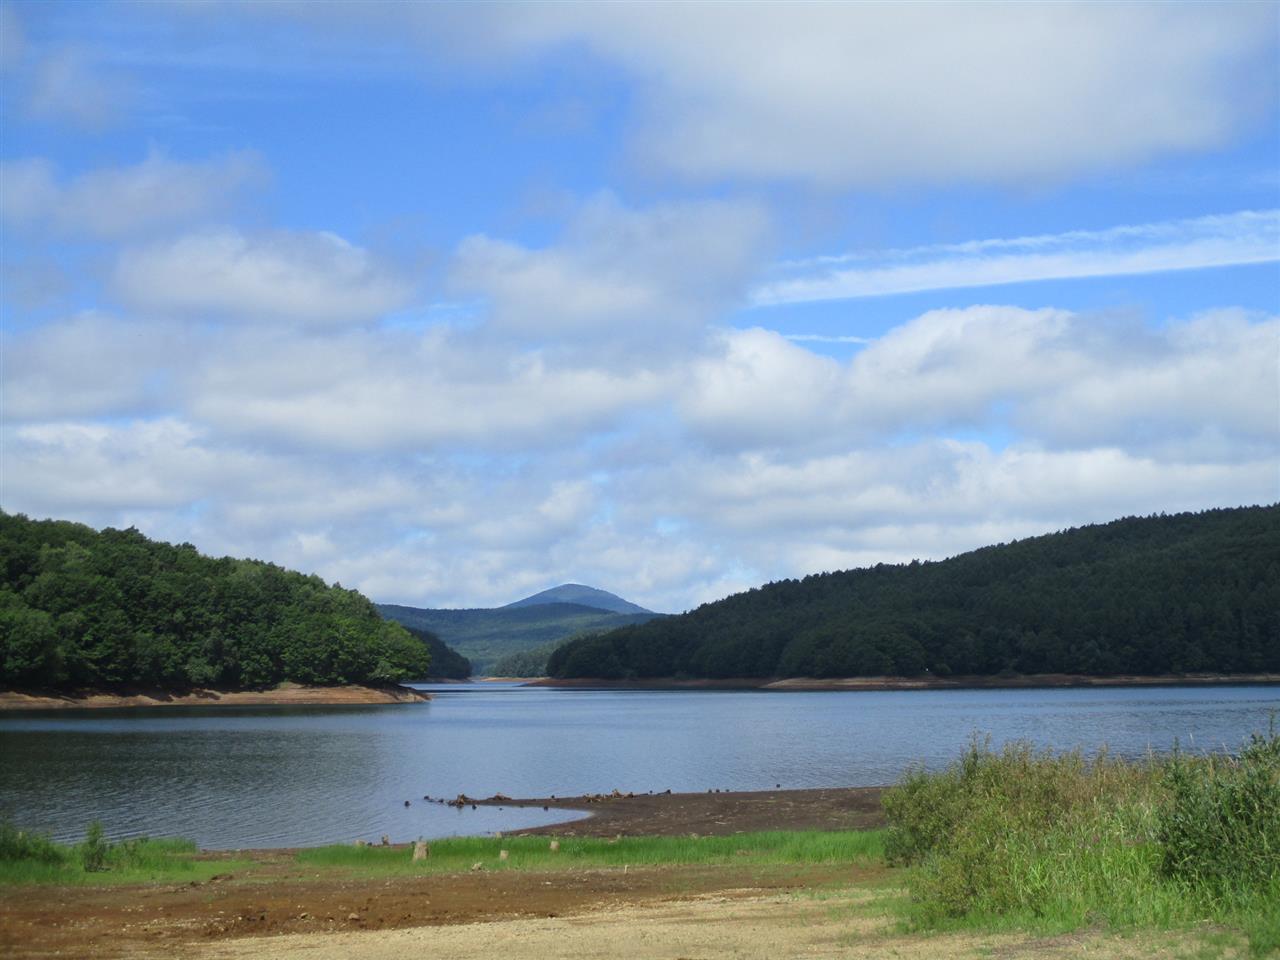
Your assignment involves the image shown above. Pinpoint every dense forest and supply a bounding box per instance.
[403,626,472,680]
[549,507,1280,680]
[378,601,661,673]
[0,512,444,690]
[491,637,573,677]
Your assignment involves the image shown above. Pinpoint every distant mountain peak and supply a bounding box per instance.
[505,583,652,615]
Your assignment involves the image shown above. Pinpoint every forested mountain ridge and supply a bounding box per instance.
[505,584,652,614]
[378,601,661,673]
[0,512,451,690]
[548,506,1280,680]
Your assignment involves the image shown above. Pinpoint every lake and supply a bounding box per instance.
[1,683,1276,849]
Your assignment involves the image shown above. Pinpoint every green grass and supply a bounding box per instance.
[882,728,1280,957]
[296,828,885,875]
[0,820,250,886]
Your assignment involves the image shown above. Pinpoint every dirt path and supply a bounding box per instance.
[0,863,873,959]
[183,886,1221,960]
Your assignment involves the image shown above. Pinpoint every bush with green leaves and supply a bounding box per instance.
[883,729,1280,955]
[0,819,66,865]
[1159,725,1280,895]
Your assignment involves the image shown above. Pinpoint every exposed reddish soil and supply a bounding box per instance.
[0,859,879,959]
[0,787,888,958]
[0,683,428,711]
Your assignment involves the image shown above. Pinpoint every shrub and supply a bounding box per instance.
[883,727,1280,955]
[0,819,66,865]
[1159,725,1280,896]
[79,821,110,872]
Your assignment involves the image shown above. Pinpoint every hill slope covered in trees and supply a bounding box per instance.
[0,513,450,690]
[378,601,661,673]
[548,507,1279,680]
[505,584,652,614]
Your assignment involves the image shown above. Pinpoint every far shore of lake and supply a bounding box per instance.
[528,672,1280,691]
[0,682,430,712]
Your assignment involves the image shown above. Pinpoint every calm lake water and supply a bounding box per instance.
[1,684,1277,849]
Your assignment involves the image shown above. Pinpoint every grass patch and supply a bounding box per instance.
[0,820,248,886]
[883,727,1280,957]
[296,828,885,876]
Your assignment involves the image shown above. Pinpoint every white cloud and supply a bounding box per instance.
[682,306,1279,455]
[112,228,414,326]
[258,2,1278,185]
[27,46,129,130]
[185,325,670,452]
[0,151,266,238]
[452,194,767,354]
[1,312,186,420]
[3,288,1274,613]
[755,210,1280,305]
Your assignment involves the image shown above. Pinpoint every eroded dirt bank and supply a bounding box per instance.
[0,682,428,711]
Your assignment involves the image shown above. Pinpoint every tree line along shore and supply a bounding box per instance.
[3,506,1276,701]
[547,506,1279,682]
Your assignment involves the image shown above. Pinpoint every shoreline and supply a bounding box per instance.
[463,785,887,838]
[529,671,1280,691]
[0,682,429,711]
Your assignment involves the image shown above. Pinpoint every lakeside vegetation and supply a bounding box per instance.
[298,829,885,875]
[0,512,442,691]
[0,820,251,886]
[882,728,1280,956]
[4,732,1275,953]
[549,506,1279,680]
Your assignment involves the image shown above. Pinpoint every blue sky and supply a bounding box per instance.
[2,2,1278,611]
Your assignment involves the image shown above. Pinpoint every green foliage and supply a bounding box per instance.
[1159,724,1280,895]
[380,601,661,674]
[297,829,885,875]
[0,512,432,690]
[0,820,232,886]
[491,637,571,677]
[550,506,1280,680]
[402,626,472,679]
[79,821,109,872]
[883,731,1280,956]
[0,820,66,865]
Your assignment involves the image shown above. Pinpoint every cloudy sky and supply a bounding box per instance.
[2,2,1277,612]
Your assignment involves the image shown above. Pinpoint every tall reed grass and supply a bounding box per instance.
[883,727,1280,956]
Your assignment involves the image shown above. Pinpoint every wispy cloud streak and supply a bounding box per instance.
[753,210,1280,307]
[783,333,872,344]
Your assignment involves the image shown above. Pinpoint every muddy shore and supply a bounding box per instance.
[0,682,429,711]
[529,672,1280,691]
[460,785,887,837]
[0,786,887,959]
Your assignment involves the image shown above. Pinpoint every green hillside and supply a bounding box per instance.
[403,626,472,680]
[378,601,661,673]
[0,512,442,690]
[548,506,1280,680]
[505,583,651,614]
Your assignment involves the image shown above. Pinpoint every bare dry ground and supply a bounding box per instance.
[0,683,427,711]
[3,867,1239,960]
